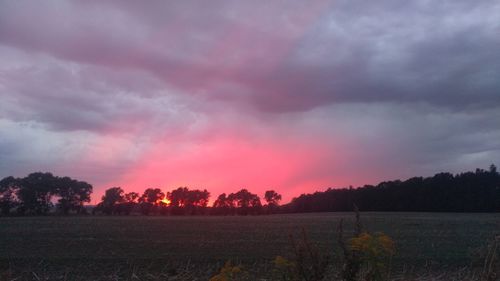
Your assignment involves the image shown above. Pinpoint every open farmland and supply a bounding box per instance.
[1,212,499,280]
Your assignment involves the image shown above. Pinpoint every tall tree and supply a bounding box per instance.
[213,193,229,208]
[489,164,497,174]
[168,187,190,207]
[0,176,20,215]
[264,190,282,214]
[231,189,262,215]
[264,190,282,206]
[140,188,165,204]
[97,187,124,215]
[115,192,140,215]
[168,187,210,215]
[17,172,57,215]
[56,177,93,214]
[212,193,231,215]
[139,188,164,215]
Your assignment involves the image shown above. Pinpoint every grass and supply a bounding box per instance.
[0,212,499,280]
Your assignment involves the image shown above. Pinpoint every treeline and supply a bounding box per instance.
[0,172,282,216]
[92,186,282,216]
[1,165,499,216]
[284,165,500,213]
[0,172,92,215]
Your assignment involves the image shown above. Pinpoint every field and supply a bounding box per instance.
[1,212,499,280]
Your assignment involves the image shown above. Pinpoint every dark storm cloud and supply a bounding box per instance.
[1,0,498,116]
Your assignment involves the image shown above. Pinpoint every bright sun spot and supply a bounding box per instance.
[161,198,171,205]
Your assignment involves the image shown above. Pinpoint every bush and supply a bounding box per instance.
[275,207,396,281]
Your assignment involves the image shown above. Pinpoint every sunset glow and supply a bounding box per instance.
[0,1,499,204]
[161,198,171,206]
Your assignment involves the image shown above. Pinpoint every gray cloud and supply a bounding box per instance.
[0,0,499,198]
[1,0,498,115]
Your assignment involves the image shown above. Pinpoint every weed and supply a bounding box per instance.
[337,206,364,281]
[350,232,395,281]
[210,261,245,281]
[272,227,330,281]
[273,255,297,281]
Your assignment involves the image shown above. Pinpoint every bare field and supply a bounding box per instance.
[0,212,499,280]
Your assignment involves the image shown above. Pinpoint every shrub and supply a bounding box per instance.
[275,206,396,281]
[349,232,395,281]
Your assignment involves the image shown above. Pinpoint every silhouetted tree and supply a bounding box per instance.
[16,172,57,215]
[490,164,497,174]
[187,189,210,207]
[285,165,500,213]
[125,192,139,203]
[96,187,124,215]
[168,187,189,209]
[0,176,20,215]
[264,190,282,214]
[139,188,164,215]
[140,188,164,204]
[55,177,93,214]
[232,189,262,215]
[2,165,499,216]
[115,191,140,215]
[212,193,233,215]
[1,173,93,216]
[168,187,210,215]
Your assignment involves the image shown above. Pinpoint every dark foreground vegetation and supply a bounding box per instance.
[1,165,499,216]
[0,213,498,280]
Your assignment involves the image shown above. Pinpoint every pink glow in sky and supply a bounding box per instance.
[1,1,499,203]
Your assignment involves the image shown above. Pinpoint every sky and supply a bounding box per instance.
[0,0,499,204]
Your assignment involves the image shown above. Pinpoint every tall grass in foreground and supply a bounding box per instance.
[268,206,395,281]
[209,209,499,281]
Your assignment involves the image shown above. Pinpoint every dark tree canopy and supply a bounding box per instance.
[125,192,139,203]
[211,189,262,215]
[232,189,261,208]
[264,190,282,206]
[0,172,93,216]
[264,190,282,214]
[17,172,57,215]
[56,177,92,214]
[167,187,210,215]
[285,166,500,213]
[140,188,165,204]
[96,187,124,215]
[138,188,165,215]
[213,193,231,208]
[2,165,499,216]
[0,176,20,215]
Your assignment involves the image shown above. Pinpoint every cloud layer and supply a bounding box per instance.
[1,0,499,203]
